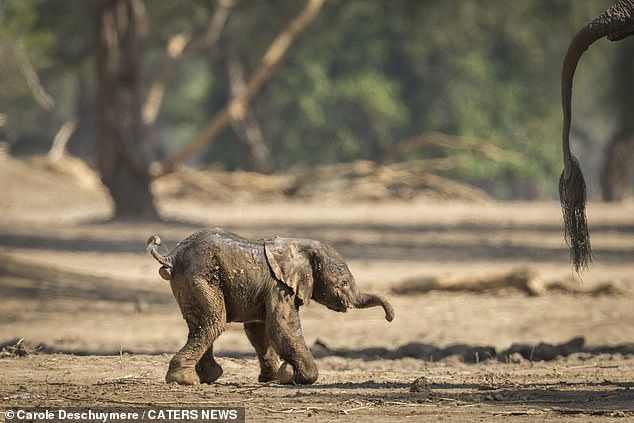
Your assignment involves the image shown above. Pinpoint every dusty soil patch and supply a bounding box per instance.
[2,353,633,421]
[1,154,634,421]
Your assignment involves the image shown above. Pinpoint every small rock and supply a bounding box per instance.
[506,352,527,364]
[410,376,431,394]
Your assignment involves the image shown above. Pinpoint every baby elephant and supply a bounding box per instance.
[147,228,394,385]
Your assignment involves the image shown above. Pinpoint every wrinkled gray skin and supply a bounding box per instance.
[147,229,394,385]
[560,0,634,272]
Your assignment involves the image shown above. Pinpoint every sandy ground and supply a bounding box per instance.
[1,155,634,421]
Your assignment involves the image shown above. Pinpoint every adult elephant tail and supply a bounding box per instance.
[146,235,175,280]
[560,0,634,273]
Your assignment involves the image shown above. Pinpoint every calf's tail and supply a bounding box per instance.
[146,235,174,280]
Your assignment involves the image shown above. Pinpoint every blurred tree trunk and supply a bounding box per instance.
[68,74,96,163]
[95,0,158,220]
[600,133,634,201]
[602,41,634,202]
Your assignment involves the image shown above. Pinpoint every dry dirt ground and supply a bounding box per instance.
[1,155,634,421]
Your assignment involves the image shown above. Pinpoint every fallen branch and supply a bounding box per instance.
[153,159,492,203]
[391,268,628,296]
[393,268,541,296]
[379,131,522,166]
[0,338,37,358]
[256,406,330,415]
[284,160,491,202]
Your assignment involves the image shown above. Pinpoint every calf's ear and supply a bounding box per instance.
[264,237,314,305]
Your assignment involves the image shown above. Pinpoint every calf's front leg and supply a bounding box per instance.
[244,321,287,382]
[266,287,318,385]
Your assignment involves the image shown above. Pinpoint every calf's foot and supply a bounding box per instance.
[196,358,223,384]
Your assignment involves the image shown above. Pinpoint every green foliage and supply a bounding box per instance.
[252,0,580,197]
[0,0,625,199]
[264,55,408,168]
[160,59,215,151]
[0,0,57,152]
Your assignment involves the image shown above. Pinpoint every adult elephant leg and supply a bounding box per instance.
[167,279,226,385]
[266,287,318,385]
[244,321,283,382]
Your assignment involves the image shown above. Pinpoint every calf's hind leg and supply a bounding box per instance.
[167,279,226,385]
[196,346,223,384]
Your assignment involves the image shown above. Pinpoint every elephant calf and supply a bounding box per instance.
[147,228,394,385]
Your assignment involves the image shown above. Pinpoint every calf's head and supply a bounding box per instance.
[264,237,394,321]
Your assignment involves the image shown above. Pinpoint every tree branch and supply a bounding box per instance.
[12,40,54,111]
[142,0,234,125]
[227,51,271,173]
[48,120,78,162]
[156,0,326,175]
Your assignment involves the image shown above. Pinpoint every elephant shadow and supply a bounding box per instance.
[307,336,634,363]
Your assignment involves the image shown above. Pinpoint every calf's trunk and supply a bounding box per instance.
[352,292,394,322]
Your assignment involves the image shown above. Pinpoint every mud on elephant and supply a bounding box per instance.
[147,228,394,385]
